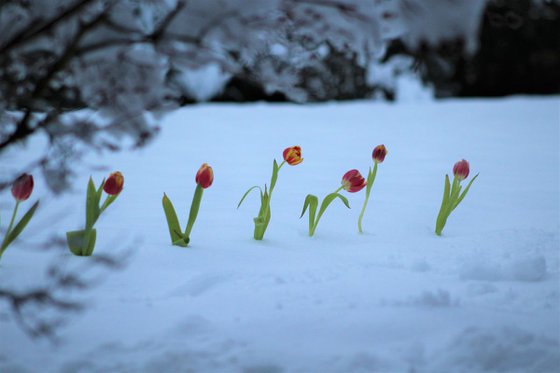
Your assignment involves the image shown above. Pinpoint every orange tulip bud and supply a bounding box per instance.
[341,169,367,193]
[103,171,124,195]
[372,144,388,164]
[195,163,214,189]
[11,173,34,201]
[283,146,303,166]
[453,159,470,181]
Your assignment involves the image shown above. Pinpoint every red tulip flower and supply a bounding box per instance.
[453,159,470,181]
[11,173,34,201]
[359,144,388,233]
[283,146,303,166]
[301,168,367,236]
[341,169,367,193]
[372,144,388,164]
[66,172,124,256]
[2,173,39,260]
[435,159,478,236]
[103,171,124,195]
[195,163,214,189]
[162,163,214,247]
[238,147,302,240]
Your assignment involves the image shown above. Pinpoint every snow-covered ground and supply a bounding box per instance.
[1,97,559,372]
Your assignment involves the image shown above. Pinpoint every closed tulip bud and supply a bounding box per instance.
[283,146,303,166]
[11,173,34,201]
[341,169,367,193]
[372,144,388,164]
[453,159,470,181]
[103,171,124,195]
[195,163,214,189]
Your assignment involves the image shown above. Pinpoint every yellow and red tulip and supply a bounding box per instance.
[301,168,368,237]
[372,144,388,164]
[283,146,303,166]
[195,163,214,189]
[1,174,40,260]
[435,159,478,236]
[358,144,388,233]
[66,172,124,256]
[103,171,124,195]
[238,146,302,240]
[162,163,214,247]
[341,169,367,193]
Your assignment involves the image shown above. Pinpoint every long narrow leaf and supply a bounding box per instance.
[313,192,351,235]
[237,186,262,209]
[300,194,318,236]
[447,177,460,215]
[162,193,183,244]
[335,193,350,209]
[435,174,451,235]
[453,173,479,210]
[1,201,39,251]
[85,177,99,229]
[84,229,97,256]
[365,163,378,198]
[269,159,279,194]
[100,194,118,214]
[185,184,203,238]
[96,178,105,202]
[300,194,318,218]
[317,192,350,221]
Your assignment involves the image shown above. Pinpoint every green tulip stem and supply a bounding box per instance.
[358,162,378,234]
[185,184,204,239]
[0,200,20,257]
[435,173,478,236]
[5,200,20,238]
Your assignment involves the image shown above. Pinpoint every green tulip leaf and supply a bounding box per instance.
[300,194,318,219]
[172,235,189,247]
[86,177,100,229]
[0,200,39,252]
[237,186,262,209]
[435,174,451,236]
[66,228,97,256]
[270,159,279,193]
[300,194,318,236]
[453,173,479,210]
[185,184,204,238]
[162,193,183,245]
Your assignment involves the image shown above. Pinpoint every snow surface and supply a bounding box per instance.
[1,97,559,372]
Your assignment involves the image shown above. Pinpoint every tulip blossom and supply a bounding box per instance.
[162,163,214,247]
[1,174,40,260]
[66,172,124,256]
[195,163,214,189]
[11,173,34,201]
[372,144,388,164]
[435,160,478,236]
[358,144,388,233]
[453,159,470,180]
[238,146,303,240]
[283,146,303,166]
[342,169,367,193]
[301,169,366,237]
[103,171,124,195]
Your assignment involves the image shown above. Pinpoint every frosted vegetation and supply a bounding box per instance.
[0,0,486,193]
[0,1,558,371]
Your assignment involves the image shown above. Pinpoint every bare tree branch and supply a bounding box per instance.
[0,0,97,55]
